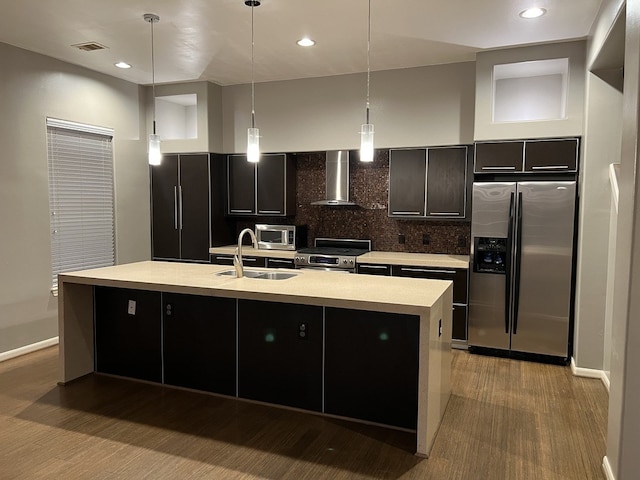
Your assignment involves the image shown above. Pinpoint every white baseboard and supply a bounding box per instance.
[603,455,615,480]
[0,337,59,363]
[570,357,610,393]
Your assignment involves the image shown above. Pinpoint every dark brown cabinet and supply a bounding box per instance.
[524,138,579,172]
[95,287,162,383]
[210,254,266,267]
[388,148,427,217]
[324,307,419,429]
[426,147,468,218]
[237,300,323,411]
[357,263,392,276]
[227,153,296,216]
[163,293,236,395]
[389,146,470,219]
[152,153,230,262]
[474,141,524,173]
[266,257,295,269]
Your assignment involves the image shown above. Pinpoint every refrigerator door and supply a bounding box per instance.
[510,181,576,357]
[469,182,516,350]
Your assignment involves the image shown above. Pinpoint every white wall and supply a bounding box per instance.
[574,71,622,371]
[221,62,476,153]
[0,42,149,355]
[474,41,586,140]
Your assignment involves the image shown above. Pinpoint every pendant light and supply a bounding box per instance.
[246,0,261,163]
[144,13,161,166]
[360,0,374,163]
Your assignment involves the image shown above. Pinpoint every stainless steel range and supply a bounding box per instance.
[294,238,371,273]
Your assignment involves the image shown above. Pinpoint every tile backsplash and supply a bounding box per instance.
[294,150,470,255]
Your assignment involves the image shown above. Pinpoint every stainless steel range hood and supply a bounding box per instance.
[311,150,357,206]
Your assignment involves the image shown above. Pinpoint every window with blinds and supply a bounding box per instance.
[47,118,115,295]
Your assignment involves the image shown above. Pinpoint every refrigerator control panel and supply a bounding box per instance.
[474,237,507,274]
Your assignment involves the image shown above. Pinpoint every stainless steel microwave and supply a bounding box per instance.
[255,224,307,250]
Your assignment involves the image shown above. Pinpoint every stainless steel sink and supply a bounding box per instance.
[216,269,297,280]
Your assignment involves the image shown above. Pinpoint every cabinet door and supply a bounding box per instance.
[95,287,162,382]
[357,263,391,276]
[325,307,419,429]
[257,154,286,215]
[228,154,256,215]
[266,257,295,269]
[238,300,323,411]
[179,154,210,262]
[453,305,468,341]
[151,154,180,260]
[474,141,524,173]
[426,147,467,218]
[163,293,236,395]
[524,138,579,172]
[392,266,468,304]
[388,149,427,217]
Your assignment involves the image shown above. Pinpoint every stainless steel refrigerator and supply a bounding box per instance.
[468,180,577,363]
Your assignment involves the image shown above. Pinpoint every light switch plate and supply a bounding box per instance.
[127,300,136,315]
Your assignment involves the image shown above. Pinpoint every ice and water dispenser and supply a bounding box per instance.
[473,238,507,274]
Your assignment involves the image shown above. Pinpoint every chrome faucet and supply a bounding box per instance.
[234,228,258,278]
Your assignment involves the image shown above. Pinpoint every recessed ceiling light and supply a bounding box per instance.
[519,7,547,19]
[297,38,316,47]
[114,61,132,69]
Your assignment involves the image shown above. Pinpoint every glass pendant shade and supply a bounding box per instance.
[360,123,374,163]
[247,127,260,163]
[148,134,161,166]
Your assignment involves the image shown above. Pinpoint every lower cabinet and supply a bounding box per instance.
[210,254,266,268]
[266,257,296,269]
[163,293,236,395]
[324,307,419,429]
[238,300,323,411]
[95,287,162,383]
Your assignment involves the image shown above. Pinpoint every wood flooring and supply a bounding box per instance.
[0,347,608,479]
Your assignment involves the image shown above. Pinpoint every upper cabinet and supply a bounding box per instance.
[474,138,579,174]
[227,153,296,217]
[389,146,470,220]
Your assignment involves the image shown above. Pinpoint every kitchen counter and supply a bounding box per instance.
[358,251,469,269]
[58,261,452,457]
[209,246,296,259]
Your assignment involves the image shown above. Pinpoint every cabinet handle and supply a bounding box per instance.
[391,211,422,215]
[268,259,292,264]
[360,265,388,269]
[481,166,516,170]
[173,186,178,230]
[428,212,460,216]
[400,267,456,275]
[531,165,569,170]
[230,209,253,213]
[243,257,258,262]
[258,210,282,214]
[178,185,183,230]
[215,256,233,261]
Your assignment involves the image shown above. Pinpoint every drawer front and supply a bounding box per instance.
[211,254,234,266]
[391,265,468,304]
[266,257,295,269]
[211,254,266,268]
[357,263,392,276]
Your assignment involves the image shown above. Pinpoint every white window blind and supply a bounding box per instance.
[47,118,115,294]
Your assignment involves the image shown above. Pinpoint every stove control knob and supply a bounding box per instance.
[343,259,347,264]
[349,259,354,265]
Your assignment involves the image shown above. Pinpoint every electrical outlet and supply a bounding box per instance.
[398,233,406,244]
[458,236,467,247]
[298,322,308,340]
[422,234,430,245]
[439,319,442,337]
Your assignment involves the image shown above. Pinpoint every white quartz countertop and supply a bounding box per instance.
[209,246,296,259]
[358,251,469,269]
[60,261,451,315]
[210,246,469,268]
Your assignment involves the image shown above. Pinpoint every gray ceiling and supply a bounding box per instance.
[0,0,603,86]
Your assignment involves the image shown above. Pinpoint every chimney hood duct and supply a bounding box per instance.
[311,150,357,206]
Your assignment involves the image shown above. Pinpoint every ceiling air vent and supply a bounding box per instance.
[72,42,108,52]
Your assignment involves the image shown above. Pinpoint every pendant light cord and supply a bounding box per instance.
[366,0,371,124]
[251,3,256,129]
[150,17,157,135]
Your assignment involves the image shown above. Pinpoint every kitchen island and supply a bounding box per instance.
[58,261,452,457]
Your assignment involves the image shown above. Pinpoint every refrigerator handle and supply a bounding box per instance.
[505,192,515,334]
[513,192,524,335]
